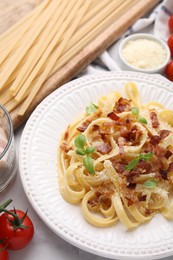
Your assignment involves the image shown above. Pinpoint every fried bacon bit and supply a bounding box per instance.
[112,160,127,174]
[149,135,161,145]
[139,195,147,201]
[127,183,136,189]
[153,145,167,157]
[136,161,152,174]
[165,150,172,159]
[117,137,125,155]
[107,112,120,121]
[95,142,112,154]
[125,190,139,206]
[127,125,142,143]
[159,162,173,180]
[88,185,114,207]
[88,196,99,207]
[168,162,173,172]
[60,142,71,153]
[93,125,99,131]
[125,161,152,179]
[64,130,69,140]
[150,111,160,128]
[160,129,171,140]
[160,169,168,180]
[120,126,129,138]
[142,141,153,153]
[125,117,131,125]
[114,97,131,113]
[77,121,91,132]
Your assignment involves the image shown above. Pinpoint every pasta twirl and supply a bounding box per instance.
[58,82,173,229]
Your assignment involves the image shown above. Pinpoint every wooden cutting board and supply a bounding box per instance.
[0,0,160,129]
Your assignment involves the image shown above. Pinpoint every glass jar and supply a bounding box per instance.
[0,105,16,194]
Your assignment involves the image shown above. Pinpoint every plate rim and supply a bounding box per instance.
[19,71,173,260]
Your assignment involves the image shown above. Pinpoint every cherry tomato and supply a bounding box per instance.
[168,15,173,33]
[0,210,34,250]
[0,245,9,260]
[167,35,173,58]
[164,60,173,81]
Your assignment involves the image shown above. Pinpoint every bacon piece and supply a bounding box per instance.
[168,162,173,172]
[139,195,147,201]
[102,121,115,127]
[93,125,99,131]
[113,163,125,173]
[165,150,172,159]
[60,142,71,153]
[136,161,152,174]
[150,111,160,128]
[107,112,120,121]
[117,137,125,155]
[149,135,161,145]
[114,97,131,113]
[125,117,131,125]
[160,129,171,140]
[88,185,114,207]
[95,142,112,154]
[127,183,136,189]
[159,162,173,180]
[98,195,111,207]
[120,126,128,138]
[125,190,139,206]
[126,161,152,178]
[142,141,153,153]
[121,125,142,146]
[64,130,69,140]
[153,145,166,157]
[77,121,91,132]
[88,197,99,207]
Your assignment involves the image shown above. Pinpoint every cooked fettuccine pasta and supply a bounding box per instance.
[58,82,173,229]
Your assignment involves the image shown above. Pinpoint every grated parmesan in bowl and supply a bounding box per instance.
[119,33,170,74]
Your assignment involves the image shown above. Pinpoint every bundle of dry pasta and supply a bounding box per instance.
[58,82,173,229]
[0,0,139,116]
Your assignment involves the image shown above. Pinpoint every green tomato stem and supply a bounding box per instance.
[0,199,13,213]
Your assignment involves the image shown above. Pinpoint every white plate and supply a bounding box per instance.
[19,71,173,260]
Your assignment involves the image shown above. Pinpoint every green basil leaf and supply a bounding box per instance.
[131,107,139,115]
[125,152,153,171]
[138,117,147,124]
[143,179,157,188]
[85,146,96,154]
[125,158,139,171]
[76,148,86,155]
[74,134,86,149]
[83,156,95,174]
[86,103,98,115]
[143,151,153,161]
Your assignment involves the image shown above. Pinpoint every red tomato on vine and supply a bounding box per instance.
[0,244,8,260]
[168,15,173,33]
[0,209,34,250]
[164,60,173,81]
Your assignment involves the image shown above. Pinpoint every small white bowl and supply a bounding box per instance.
[118,33,170,74]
